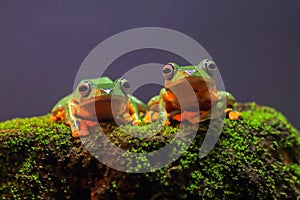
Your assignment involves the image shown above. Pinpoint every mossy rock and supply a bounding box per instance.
[0,103,299,199]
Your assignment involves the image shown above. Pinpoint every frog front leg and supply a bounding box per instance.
[66,100,97,137]
[144,95,160,124]
[159,104,171,126]
[217,91,240,120]
[144,89,170,125]
[158,88,171,126]
[128,102,142,125]
[128,95,147,125]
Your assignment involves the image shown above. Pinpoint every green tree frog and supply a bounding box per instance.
[144,59,240,125]
[51,77,147,137]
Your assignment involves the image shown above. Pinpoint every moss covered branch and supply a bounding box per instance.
[0,103,299,199]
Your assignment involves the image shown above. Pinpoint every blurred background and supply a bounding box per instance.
[0,1,299,129]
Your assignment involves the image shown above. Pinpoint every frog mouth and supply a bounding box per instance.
[165,76,213,89]
[80,95,128,106]
[164,76,218,112]
[78,95,129,120]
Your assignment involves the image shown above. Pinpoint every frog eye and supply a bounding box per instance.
[204,59,217,75]
[120,79,131,94]
[78,81,91,97]
[162,64,174,80]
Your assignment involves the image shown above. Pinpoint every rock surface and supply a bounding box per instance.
[0,103,299,199]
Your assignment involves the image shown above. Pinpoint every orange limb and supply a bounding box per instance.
[163,119,171,126]
[85,120,98,127]
[71,119,93,138]
[144,111,153,124]
[127,102,142,126]
[56,110,64,121]
[151,112,159,121]
[172,111,199,124]
[172,114,182,121]
[128,102,135,115]
[132,119,142,126]
[144,111,165,124]
[163,91,177,102]
[50,110,65,122]
[228,111,241,120]
[225,108,241,120]
[50,116,57,122]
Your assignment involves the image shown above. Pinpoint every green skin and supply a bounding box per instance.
[51,77,147,137]
[146,60,236,124]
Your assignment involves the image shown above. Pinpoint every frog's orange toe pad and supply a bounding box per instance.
[50,116,57,122]
[143,117,152,124]
[72,130,90,138]
[143,112,152,124]
[173,112,199,123]
[57,111,64,118]
[72,131,79,138]
[229,111,241,120]
[173,114,182,121]
[132,119,142,126]
[163,120,171,126]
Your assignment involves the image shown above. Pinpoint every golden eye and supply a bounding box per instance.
[78,81,91,97]
[162,64,174,80]
[120,79,131,94]
[204,59,217,75]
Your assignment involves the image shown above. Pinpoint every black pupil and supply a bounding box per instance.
[123,82,130,89]
[163,67,172,74]
[79,84,88,92]
[208,63,216,69]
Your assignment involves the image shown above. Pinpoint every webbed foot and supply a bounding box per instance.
[173,111,199,124]
[225,108,241,120]
[132,119,143,126]
[143,111,153,124]
[50,110,65,122]
[71,119,93,137]
[162,119,171,126]
[72,130,90,138]
[50,115,57,122]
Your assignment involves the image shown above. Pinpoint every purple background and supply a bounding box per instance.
[0,1,299,129]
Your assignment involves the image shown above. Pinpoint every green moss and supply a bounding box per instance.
[0,103,299,199]
[136,103,300,199]
[0,115,73,199]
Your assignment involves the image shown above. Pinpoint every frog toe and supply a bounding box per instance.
[143,118,152,124]
[50,116,57,122]
[72,130,80,138]
[72,130,90,137]
[225,108,241,120]
[163,119,171,126]
[143,112,153,124]
[132,119,143,126]
[78,130,90,137]
[228,111,241,120]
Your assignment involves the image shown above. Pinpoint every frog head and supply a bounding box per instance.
[72,77,131,120]
[161,59,219,112]
[162,59,217,85]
